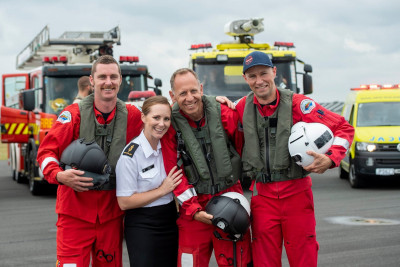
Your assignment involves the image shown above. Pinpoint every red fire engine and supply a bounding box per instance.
[1,26,162,195]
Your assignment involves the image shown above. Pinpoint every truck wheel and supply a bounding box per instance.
[15,171,27,184]
[28,149,43,196]
[349,162,364,188]
[338,163,348,179]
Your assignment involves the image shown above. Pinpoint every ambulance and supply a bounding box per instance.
[338,84,400,188]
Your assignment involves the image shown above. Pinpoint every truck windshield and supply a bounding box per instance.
[357,102,400,127]
[195,61,296,101]
[44,75,146,115]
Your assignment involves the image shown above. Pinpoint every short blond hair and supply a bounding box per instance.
[170,68,200,92]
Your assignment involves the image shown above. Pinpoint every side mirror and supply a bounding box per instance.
[21,89,35,111]
[154,88,162,96]
[154,78,162,95]
[303,73,313,95]
[304,64,312,73]
[154,78,162,88]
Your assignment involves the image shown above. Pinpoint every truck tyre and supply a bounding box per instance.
[349,161,364,188]
[338,163,348,179]
[28,149,43,196]
[15,171,27,184]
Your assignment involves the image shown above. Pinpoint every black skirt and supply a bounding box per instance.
[124,201,179,267]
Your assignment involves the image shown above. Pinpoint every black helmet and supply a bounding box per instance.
[205,192,251,236]
[60,138,111,189]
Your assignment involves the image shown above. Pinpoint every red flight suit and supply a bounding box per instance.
[37,102,142,267]
[161,103,252,267]
[235,90,354,267]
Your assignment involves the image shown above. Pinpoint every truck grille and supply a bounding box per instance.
[376,143,400,152]
[376,159,400,165]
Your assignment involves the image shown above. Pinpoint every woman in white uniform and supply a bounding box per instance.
[116,95,182,267]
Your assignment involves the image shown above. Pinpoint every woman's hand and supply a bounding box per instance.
[159,166,183,195]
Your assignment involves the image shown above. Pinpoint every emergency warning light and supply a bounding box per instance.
[119,56,139,64]
[59,56,68,63]
[274,42,295,48]
[382,84,400,89]
[351,84,400,91]
[189,43,212,50]
[42,55,68,64]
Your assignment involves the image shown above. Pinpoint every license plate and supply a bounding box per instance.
[376,168,395,176]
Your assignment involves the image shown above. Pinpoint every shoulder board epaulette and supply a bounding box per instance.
[123,143,139,157]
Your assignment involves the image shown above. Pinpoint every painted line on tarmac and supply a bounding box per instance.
[325,216,400,226]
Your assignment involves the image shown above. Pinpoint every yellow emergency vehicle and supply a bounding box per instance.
[189,18,313,100]
[339,84,400,188]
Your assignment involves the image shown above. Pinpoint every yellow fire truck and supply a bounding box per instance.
[0,26,162,195]
[189,18,313,100]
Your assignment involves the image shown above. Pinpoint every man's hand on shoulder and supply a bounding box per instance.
[216,96,235,110]
[193,210,213,225]
[56,169,93,192]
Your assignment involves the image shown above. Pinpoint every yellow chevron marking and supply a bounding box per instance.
[15,123,26,134]
[8,123,17,134]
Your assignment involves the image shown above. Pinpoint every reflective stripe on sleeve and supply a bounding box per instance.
[333,137,350,151]
[176,188,197,205]
[40,157,60,172]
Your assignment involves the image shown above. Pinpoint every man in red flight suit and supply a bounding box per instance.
[37,55,143,267]
[167,68,251,267]
[235,51,354,267]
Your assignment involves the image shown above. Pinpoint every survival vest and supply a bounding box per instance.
[172,95,242,194]
[79,94,128,190]
[242,89,309,182]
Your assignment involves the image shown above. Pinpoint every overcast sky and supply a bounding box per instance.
[1,0,400,103]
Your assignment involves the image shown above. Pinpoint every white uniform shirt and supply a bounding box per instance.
[116,131,173,207]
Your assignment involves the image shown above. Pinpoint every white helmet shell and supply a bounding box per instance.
[288,122,334,167]
[221,192,251,216]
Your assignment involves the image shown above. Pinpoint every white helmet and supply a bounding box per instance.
[288,122,334,167]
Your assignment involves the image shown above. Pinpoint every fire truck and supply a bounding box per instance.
[0,26,162,195]
[189,18,313,100]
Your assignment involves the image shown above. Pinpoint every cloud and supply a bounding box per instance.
[1,0,400,104]
[344,38,377,53]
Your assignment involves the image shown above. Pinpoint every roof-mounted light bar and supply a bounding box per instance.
[274,42,295,48]
[42,56,68,64]
[120,56,139,63]
[189,43,212,50]
[351,84,400,90]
